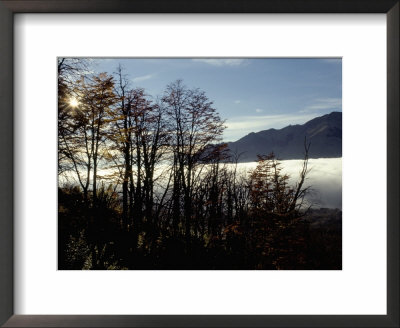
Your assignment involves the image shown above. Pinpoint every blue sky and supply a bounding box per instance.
[91,58,342,142]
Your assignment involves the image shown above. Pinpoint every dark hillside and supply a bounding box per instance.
[228,112,342,161]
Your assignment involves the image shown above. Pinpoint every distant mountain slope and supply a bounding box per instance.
[227,112,342,161]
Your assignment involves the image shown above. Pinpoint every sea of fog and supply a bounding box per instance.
[60,158,342,210]
[235,158,342,210]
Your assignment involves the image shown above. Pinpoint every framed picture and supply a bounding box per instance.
[0,1,398,327]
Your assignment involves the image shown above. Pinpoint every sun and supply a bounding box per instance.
[69,97,79,107]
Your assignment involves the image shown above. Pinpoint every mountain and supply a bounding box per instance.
[227,112,342,161]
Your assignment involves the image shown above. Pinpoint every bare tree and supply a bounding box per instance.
[111,65,131,228]
[162,80,225,245]
[60,72,116,206]
[58,58,91,175]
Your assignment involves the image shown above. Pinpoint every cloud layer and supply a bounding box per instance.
[300,98,342,113]
[235,158,342,209]
[192,59,246,66]
[132,74,154,83]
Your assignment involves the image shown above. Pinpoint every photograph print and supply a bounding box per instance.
[58,58,342,270]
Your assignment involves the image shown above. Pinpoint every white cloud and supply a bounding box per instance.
[319,58,342,64]
[255,108,263,113]
[192,59,246,66]
[93,58,116,62]
[234,100,241,104]
[132,74,154,83]
[223,113,318,142]
[300,98,342,113]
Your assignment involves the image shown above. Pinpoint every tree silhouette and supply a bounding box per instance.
[162,80,225,246]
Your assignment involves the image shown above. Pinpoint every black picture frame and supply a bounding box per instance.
[0,1,398,327]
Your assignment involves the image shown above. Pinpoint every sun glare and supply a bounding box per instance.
[69,97,79,107]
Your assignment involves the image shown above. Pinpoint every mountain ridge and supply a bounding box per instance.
[227,111,342,161]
